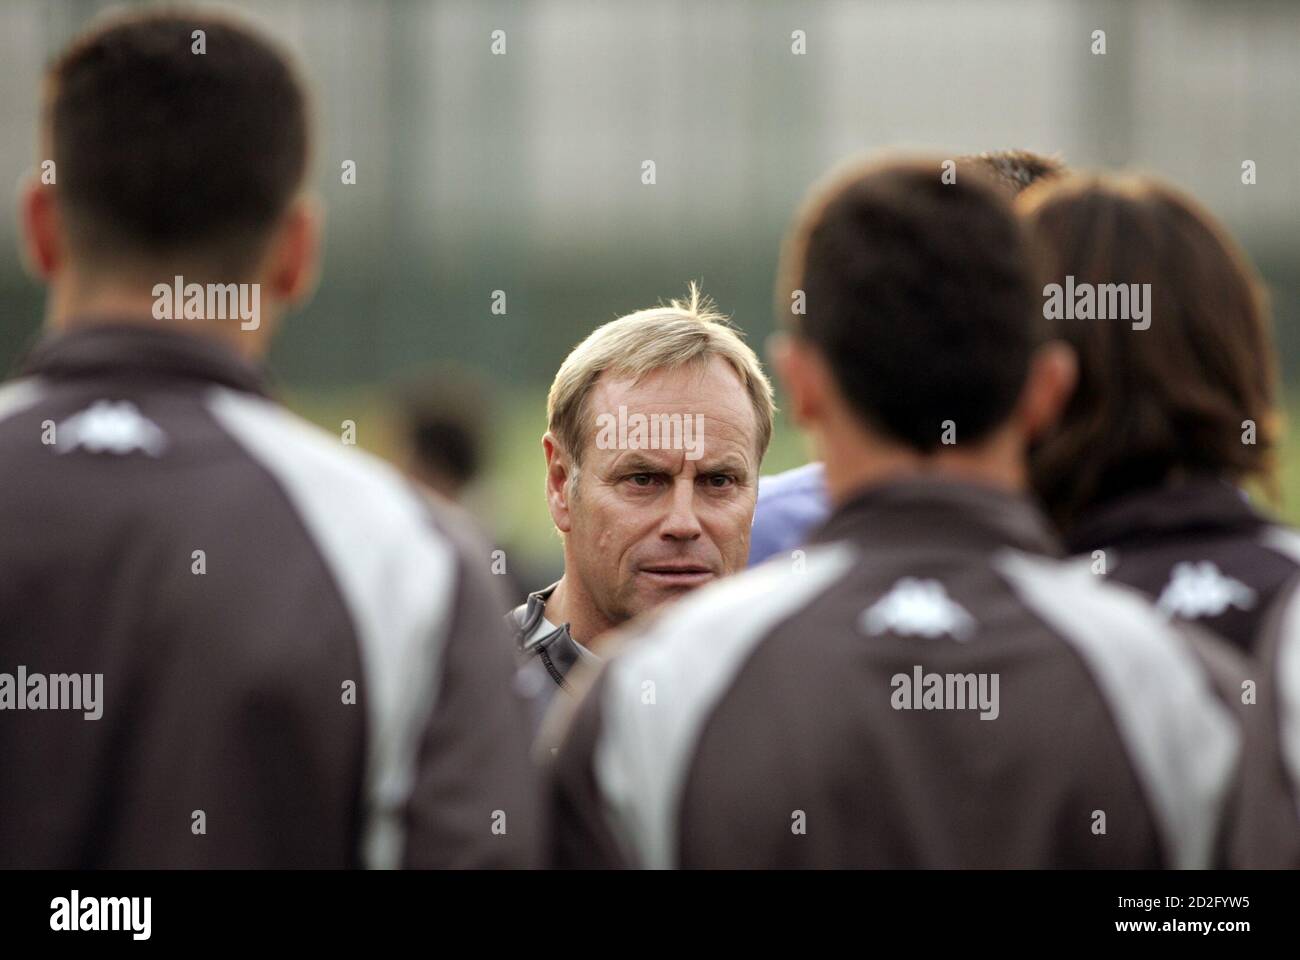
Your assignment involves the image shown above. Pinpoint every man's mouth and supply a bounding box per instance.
[637,565,715,588]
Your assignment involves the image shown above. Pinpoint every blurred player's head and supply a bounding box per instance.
[773,154,1076,501]
[20,7,318,357]
[1018,173,1278,530]
[543,285,774,638]
[398,369,488,501]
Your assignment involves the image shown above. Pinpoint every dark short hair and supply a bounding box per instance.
[44,8,310,277]
[778,155,1045,452]
[1019,174,1279,529]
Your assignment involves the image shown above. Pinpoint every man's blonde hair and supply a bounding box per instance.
[547,284,775,467]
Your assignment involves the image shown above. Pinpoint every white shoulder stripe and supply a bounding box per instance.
[1273,585,1300,814]
[996,549,1240,868]
[205,387,458,869]
[1260,526,1300,566]
[0,378,42,425]
[595,543,857,868]
[1242,522,1300,803]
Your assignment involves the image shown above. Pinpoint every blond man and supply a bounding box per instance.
[509,287,774,705]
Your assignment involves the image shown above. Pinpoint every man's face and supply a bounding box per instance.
[553,357,762,629]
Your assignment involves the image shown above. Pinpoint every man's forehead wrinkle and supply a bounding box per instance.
[703,445,757,475]
[580,359,762,461]
[698,408,753,432]
[698,411,761,459]
[610,448,680,471]
[698,454,754,477]
[594,422,753,469]
[604,449,754,480]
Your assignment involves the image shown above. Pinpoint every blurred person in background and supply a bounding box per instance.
[0,8,539,868]
[549,155,1298,868]
[747,149,1066,566]
[510,286,774,714]
[398,367,488,502]
[396,367,557,601]
[1020,174,1300,655]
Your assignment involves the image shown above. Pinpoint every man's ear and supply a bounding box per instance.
[542,432,574,534]
[1015,341,1078,443]
[19,175,62,282]
[261,194,322,307]
[770,331,828,428]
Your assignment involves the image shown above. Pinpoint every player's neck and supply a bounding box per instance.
[46,275,270,361]
[819,418,1027,508]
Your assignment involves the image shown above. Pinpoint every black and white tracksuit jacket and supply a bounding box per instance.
[1064,476,1300,829]
[1064,476,1300,655]
[0,323,540,868]
[550,478,1300,868]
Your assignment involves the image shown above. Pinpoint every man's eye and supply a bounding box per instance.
[703,474,736,488]
[628,473,657,487]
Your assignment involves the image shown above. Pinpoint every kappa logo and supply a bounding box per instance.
[1156,561,1256,620]
[861,577,976,640]
[55,401,167,457]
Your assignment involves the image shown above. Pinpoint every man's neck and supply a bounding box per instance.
[819,419,1028,509]
[543,577,619,654]
[46,278,269,361]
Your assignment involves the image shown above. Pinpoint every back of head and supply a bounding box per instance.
[1018,173,1278,529]
[779,154,1045,452]
[44,7,310,282]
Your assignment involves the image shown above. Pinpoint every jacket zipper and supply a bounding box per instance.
[537,645,569,690]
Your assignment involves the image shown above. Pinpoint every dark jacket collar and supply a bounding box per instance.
[20,323,270,397]
[1065,476,1266,554]
[810,475,1062,559]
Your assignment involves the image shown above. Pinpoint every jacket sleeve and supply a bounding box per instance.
[1244,575,1300,865]
[401,530,543,868]
[1178,619,1300,869]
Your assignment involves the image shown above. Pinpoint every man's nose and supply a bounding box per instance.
[660,478,703,541]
